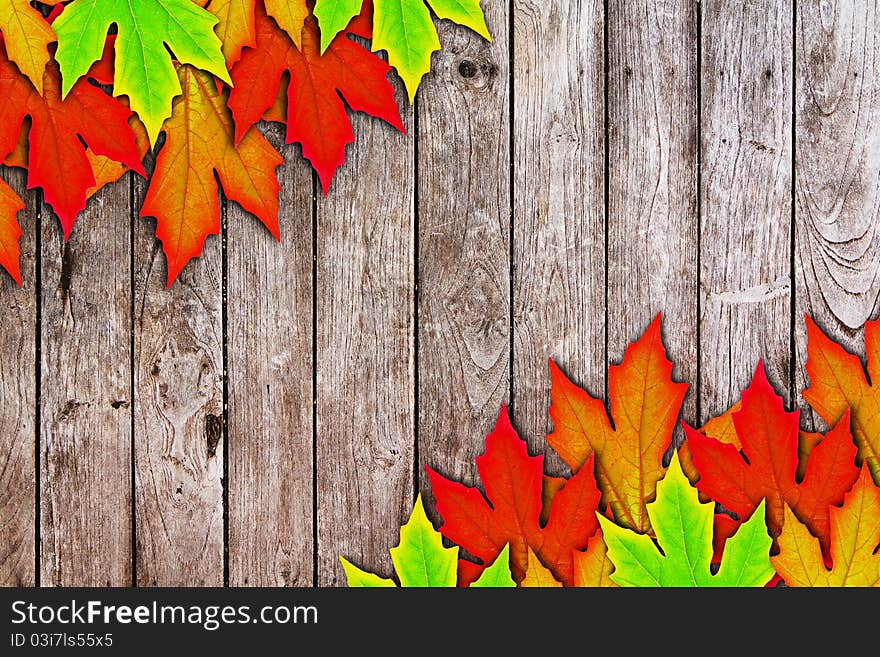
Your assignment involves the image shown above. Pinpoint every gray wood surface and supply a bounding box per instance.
[512,0,605,468]
[3,0,880,588]
[700,0,793,417]
[417,2,510,497]
[0,168,35,586]
[316,107,415,585]
[228,125,314,587]
[794,1,880,426]
[39,184,132,586]
[133,175,224,586]
[607,0,698,430]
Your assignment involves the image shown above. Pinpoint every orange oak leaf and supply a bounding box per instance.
[426,406,602,587]
[228,5,403,193]
[772,467,880,586]
[0,0,56,93]
[0,37,144,239]
[0,176,25,284]
[803,315,880,483]
[547,315,688,533]
[142,64,283,285]
[684,362,860,556]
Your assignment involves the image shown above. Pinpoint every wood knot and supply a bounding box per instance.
[458,60,478,78]
[205,414,222,458]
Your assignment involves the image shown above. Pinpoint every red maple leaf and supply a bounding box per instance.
[683,362,859,557]
[426,406,602,586]
[228,3,403,193]
[0,37,144,239]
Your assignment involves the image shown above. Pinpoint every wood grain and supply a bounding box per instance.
[794,1,880,425]
[228,124,314,587]
[133,175,224,586]
[417,3,510,495]
[513,0,606,467]
[607,0,698,431]
[700,0,793,419]
[0,169,35,586]
[316,109,415,585]
[40,183,131,586]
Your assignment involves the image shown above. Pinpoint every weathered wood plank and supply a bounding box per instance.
[0,169,36,586]
[700,0,793,418]
[133,176,224,586]
[794,1,880,425]
[513,0,605,464]
[40,183,131,586]
[228,125,314,586]
[417,7,510,494]
[607,0,698,428]
[316,111,414,585]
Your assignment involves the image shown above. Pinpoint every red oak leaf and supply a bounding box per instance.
[426,406,602,586]
[683,362,859,557]
[0,37,144,239]
[228,4,403,193]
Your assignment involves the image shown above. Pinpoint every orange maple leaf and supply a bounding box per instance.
[772,467,880,586]
[547,315,688,533]
[141,64,284,285]
[803,315,880,484]
[0,0,56,93]
[0,177,24,284]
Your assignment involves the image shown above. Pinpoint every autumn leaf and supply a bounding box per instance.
[684,362,859,555]
[0,0,56,93]
[426,406,602,587]
[572,532,617,587]
[520,549,563,588]
[0,38,144,239]
[772,467,880,586]
[314,0,363,52]
[340,496,515,587]
[314,0,491,100]
[228,6,403,193]
[204,0,258,67]
[264,0,309,47]
[53,0,231,144]
[0,177,24,284]
[598,452,775,587]
[547,315,688,533]
[804,315,880,484]
[141,64,283,285]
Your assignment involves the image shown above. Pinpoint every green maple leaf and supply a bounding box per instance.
[598,452,775,587]
[53,0,231,145]
[340,496,515,587]
[314,0,491,102]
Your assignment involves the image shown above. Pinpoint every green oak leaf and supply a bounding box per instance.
[598,452,775,587]
[315,0,491,101]
[340,495,515,587]
[54,0,231,145]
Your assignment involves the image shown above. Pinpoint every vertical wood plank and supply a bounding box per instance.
[40,184,131,586]
[228,125,314,586]
[133,177,224,586]
[794,1,880,425]
[418,6,510,493]
[701,0,793,418]
[513,0,606,464]
[0,169,35,586]
[316,111,414,585]
[607,0,698,427]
